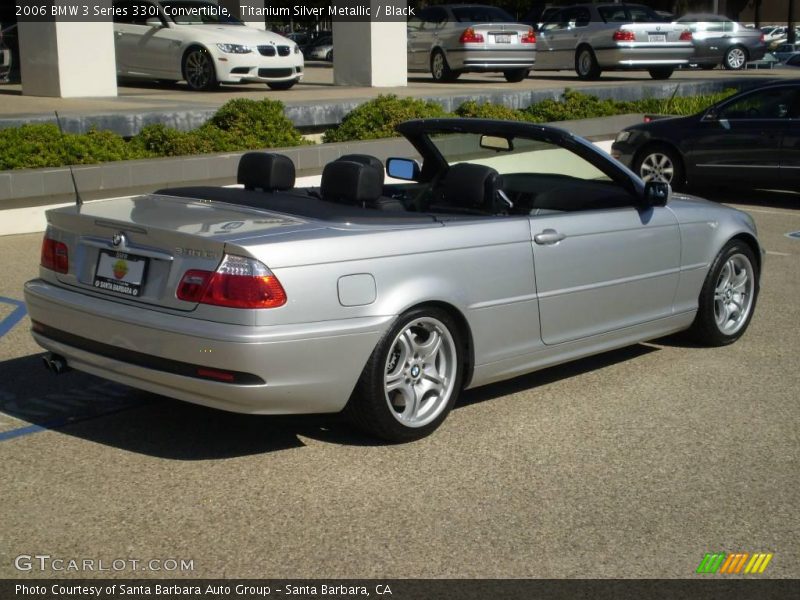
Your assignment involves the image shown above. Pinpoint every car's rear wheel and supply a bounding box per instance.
[267,79,298,90]
[430,49,459,82]
[688,240,759,346]
[724,46,748,70]
[345,307,464,442]
[575,46,601,80]
[326,49,333,62]
[634,144,684,189]
[503,68,529,83]
[648,67,674,80]
[182,47,218,91]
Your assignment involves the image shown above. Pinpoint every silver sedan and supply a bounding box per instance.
[676,14,766,70]
[407,4,536,82]
[535,2,694,79]
[25,119,762,442]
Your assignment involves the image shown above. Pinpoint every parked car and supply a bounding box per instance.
[675,14,765,70]
[775,53,800,70]
[772,42,800,62]
[407,4,536,82]
[534,3,694,80]
[25,119,762,442]
[303,35,333,62]
[760,25,787,45]
[111,0,304,90]
[0,23,18,83]
[611,82,800,191]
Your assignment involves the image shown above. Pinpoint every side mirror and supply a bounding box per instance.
[642,180,671,207]
[702,109,718,122]
[146,17,163,28]
[386,157,421,181]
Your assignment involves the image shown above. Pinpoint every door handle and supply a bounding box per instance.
[534,229,566,245]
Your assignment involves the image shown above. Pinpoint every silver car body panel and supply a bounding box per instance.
[535,3,693,71]
[677,15,766,65]
[407,5,535,73]
[24,120,762,416]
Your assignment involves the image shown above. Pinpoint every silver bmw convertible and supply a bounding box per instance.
[25,119,762,442]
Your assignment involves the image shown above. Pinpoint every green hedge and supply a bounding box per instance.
[323,89,738,141]
[0,98,306,171]
[0,90,738,170]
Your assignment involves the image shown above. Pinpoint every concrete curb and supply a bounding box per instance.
[0,114,642,236]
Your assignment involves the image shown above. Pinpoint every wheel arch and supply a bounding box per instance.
[728,232,762,276]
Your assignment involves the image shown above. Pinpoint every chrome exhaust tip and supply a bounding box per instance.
[42,353,69,375]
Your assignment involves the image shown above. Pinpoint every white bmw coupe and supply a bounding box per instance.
[112,0,304,90]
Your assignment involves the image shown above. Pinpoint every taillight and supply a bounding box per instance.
[459,28,484,44]
[521,28,536,44]
[680,30,693,41]
[613,30,636,42]
[177,254,286,309]
[759,33,765,43]
[41,236,69,274]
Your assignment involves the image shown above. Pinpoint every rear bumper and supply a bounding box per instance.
[447,48,536,71]
[24,279,390,415]
[595,44,694,67]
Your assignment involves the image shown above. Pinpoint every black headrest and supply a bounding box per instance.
[321,160,383,205]
[441,163,500,212]
[338,154,385,186]
[238,152,296,191]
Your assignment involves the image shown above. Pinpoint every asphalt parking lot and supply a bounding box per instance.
[0,189,798,579]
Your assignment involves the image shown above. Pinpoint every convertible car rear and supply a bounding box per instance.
[25,119,763,441]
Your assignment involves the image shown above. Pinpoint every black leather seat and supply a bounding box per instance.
[237,152,296,192]
[321,159,405,211]
[429,163,503,215]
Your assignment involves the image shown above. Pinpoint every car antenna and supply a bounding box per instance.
[54,111,83,208]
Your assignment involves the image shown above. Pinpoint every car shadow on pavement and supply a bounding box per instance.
[0,343,659,458]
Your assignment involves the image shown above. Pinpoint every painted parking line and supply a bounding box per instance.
[0,296,26,337]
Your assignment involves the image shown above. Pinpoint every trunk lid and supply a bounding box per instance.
[44,194,319,311]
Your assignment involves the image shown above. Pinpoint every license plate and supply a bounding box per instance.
[648,34,667,42]
[93,250,148,297]
[494,34,512,44]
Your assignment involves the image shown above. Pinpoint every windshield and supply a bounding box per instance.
[452,7,515,23]
[430,133,611,181]
[162,1,244,25]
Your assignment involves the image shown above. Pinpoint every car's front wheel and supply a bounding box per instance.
[182,47,218,91]
[345,307,464,442]
[503,68,529,83]
[724,46,748,70]
[634,144,684,189]
[688,240,759,346]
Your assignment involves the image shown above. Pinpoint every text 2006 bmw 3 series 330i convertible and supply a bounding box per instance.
[24,119,763,442]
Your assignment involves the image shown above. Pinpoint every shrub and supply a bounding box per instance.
[323,94,449,143]
[455,100,530,122]
[201,98,306,150]
[128,124,214,157]
[0,124,138,170]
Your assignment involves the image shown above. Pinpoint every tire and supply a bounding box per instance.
[344,307,465,442]
[575,46,601,80]
[267,79,298,91]
[688,240,759,346]
[723,46,748,70]
[633,143,685,189]
[182,47,218,91]
[326,50,333,62]
[648,67,674,80]
[503,68,529,83]
[430,49,459,82]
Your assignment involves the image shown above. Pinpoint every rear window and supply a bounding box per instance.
[452,7,515,23]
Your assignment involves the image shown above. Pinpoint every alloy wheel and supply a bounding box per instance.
[185,50,213,90]
[639,152,675,183]
[726,47,747,69]
[713,254,755,335]
[383,317,458,428]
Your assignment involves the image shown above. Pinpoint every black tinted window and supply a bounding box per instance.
[452,7,514,23]
[718,88,798,120]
